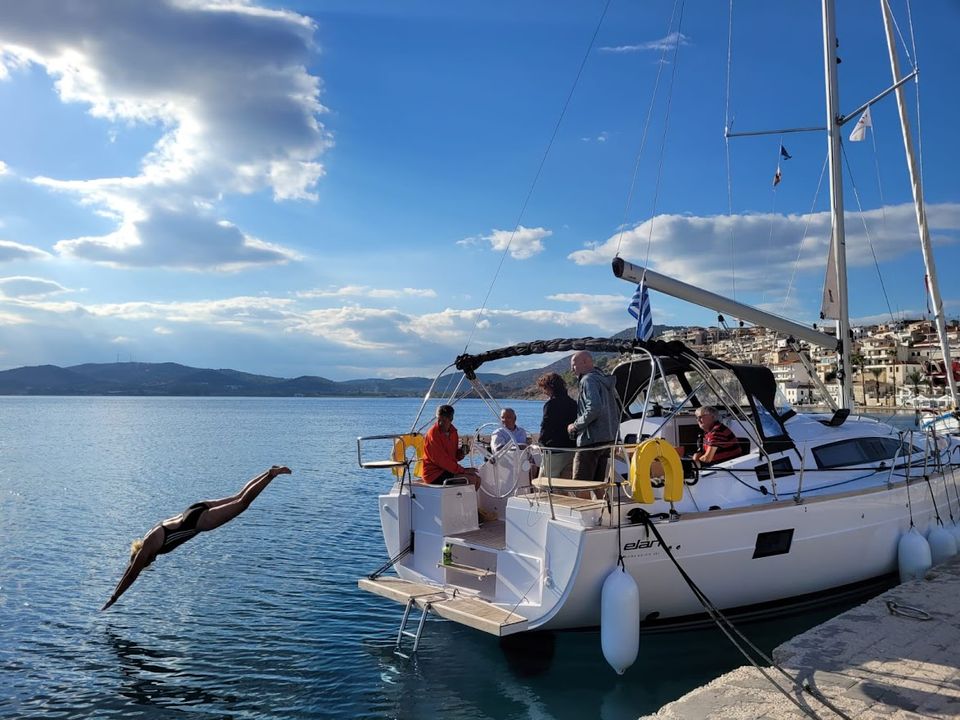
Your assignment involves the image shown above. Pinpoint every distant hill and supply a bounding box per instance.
[0,326,680,397]
[0,362,529,397]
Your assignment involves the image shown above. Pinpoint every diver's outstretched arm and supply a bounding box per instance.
[101,525,163,611]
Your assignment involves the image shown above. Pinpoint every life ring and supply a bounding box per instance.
[630,438,684,504]
[392,433,424,478]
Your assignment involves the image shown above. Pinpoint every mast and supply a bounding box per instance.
[822,0,854,410]
[879,0,959,410]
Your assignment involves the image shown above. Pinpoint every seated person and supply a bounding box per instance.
[491,407,538,479]
[692,406,744,466]
[491,407,529,452]
[422,404,480,489]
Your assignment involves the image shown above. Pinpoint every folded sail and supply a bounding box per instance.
[821,238,840,319]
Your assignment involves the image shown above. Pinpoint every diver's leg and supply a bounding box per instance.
[198,466,290,530]
[206,466,277,508]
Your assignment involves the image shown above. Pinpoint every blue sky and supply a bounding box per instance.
[0,0,956,380]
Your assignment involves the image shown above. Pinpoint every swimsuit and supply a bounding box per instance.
[157,502,209,554]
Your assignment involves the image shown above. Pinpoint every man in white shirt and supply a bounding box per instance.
[491,407,528,452]
[491,407,538,480]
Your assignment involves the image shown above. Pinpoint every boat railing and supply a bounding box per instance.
[531,441,621,521]
[356,433,420,494]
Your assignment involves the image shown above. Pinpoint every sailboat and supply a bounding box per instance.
[356,0,960,652]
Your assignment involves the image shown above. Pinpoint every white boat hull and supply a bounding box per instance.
[376,470,953,632]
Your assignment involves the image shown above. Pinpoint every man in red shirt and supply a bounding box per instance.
[422,404,480,488]
[692,406,744,465]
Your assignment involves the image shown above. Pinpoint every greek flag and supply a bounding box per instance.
[627,282,653,340]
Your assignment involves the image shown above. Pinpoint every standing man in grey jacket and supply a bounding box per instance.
[567,350,620,487]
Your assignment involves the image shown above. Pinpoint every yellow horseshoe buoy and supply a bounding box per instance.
[630,438,684,503]
[392,433,425,478]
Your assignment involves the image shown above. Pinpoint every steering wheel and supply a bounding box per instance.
[470,422,502,463]
[471,422,531,498]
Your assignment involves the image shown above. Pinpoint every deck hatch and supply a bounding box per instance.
[752,528,794,559]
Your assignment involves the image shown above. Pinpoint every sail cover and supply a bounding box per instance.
[821,236,840,320]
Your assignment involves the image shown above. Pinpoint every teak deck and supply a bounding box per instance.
[358,576,529,636]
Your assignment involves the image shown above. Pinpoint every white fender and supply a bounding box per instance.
[601,568,639,675]
[949,520,960,547]
[897,527,932,582]
[927,524,957,565]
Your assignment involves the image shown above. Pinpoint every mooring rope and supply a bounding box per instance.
[638,510,853,719]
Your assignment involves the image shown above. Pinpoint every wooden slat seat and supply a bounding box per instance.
[531,476,608,495]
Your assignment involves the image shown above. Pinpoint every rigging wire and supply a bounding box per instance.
[779,154,829,316]
[884,0,929,317]
[612,1,685,409]
[839,143,896,324]
[613,0,685,265]
[723,0,737,301]
[904,0,931,320]
[884,0,917,72]
[639,1,687,273]
[762,136,784,308]
[867,99,891,279]
[461,0,614,355]
[904,0,925,192]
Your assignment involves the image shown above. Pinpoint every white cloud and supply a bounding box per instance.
[581,131,610,143]
[0,276,70,298]
[5,296,298,334]
[0,240,51,263]
[569,202,960,297]
[600,32,690,54]
[0,160,8,175]
[54,209,298,271]
[0,288,635,376]
[481,226,551,260]
[0,309,30,326]
[0,1,328,270]
[297,285,437,299]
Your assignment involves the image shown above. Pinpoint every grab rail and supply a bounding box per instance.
[356,433,422,495]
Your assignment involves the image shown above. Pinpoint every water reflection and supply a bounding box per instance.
[499,631,556,678]
[104,628,237,713]
[359,589,881,720]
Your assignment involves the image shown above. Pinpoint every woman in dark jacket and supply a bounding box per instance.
[536,373,578,479]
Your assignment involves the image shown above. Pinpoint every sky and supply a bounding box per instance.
[0,0,957,380]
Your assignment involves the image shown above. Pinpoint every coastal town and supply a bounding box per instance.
[662,317,960,409]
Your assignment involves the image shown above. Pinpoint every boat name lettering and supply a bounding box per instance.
[622,539,663,551]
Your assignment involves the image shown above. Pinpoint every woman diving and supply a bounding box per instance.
[101,465,292,610]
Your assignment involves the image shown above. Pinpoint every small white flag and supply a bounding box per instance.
[849,107,872,142]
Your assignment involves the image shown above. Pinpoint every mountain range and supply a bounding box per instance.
[0,327,674,397]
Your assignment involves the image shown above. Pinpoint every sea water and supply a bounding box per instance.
[0,396,915,719]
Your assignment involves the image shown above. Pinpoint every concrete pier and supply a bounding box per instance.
[641,556,960,719]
